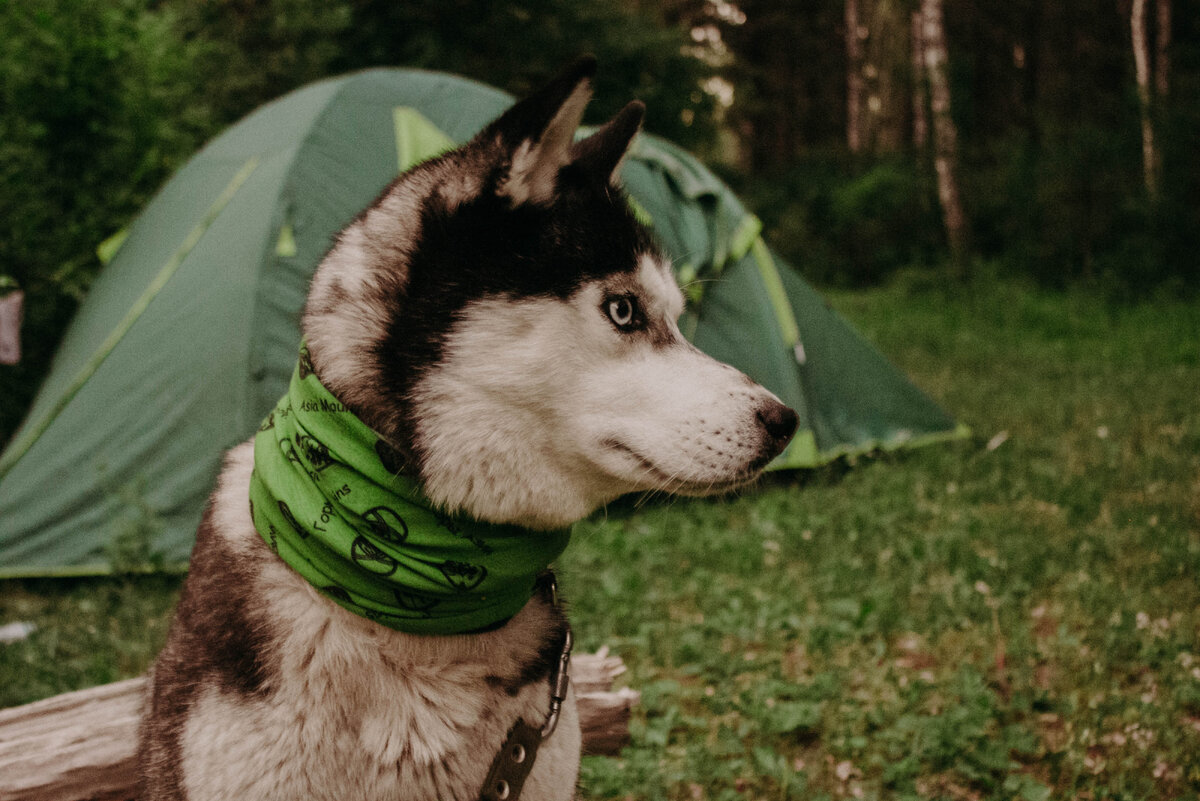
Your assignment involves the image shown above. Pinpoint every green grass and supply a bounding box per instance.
[3,274,1198,800]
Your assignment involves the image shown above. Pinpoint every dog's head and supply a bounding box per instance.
[305,58,797,528]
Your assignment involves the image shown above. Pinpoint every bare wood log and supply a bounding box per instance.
[0,651,638,801]
[574,646,640,756]
[0,677,143,801]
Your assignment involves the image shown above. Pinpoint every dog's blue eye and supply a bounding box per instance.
[606,296,637,330]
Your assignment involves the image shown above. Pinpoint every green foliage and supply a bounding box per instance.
[0,0,212,441]
[963,121,1200,293]
[331,0,717,151]
[167,0,353,126]
[737,156,942,287]
[163,0,718,153]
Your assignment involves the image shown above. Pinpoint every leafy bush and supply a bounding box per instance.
[736,156,942,287]
[962,115,1198,295]
[331,0,718,152]
[0,0,211,442]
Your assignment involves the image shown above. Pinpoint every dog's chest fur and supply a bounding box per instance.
[139,443,581,801]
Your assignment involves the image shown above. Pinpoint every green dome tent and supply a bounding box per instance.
[0,69,966,577]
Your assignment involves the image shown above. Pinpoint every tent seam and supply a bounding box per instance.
[241,74,356,435]
[0,157,261,482]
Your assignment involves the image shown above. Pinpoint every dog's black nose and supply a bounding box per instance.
[757,401,799,450]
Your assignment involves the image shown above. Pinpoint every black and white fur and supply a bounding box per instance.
[138,58,798,801]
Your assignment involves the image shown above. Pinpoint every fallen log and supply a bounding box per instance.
[0,650,637,801]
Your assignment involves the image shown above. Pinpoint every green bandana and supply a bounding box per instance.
[247,344,572,635]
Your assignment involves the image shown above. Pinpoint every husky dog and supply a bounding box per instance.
[138,58,797,801]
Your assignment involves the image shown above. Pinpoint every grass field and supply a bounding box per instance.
[2,274,1198,800]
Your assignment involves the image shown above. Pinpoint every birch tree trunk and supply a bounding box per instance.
[920,0,968,270]
[1131,0,1158,196]
[846,0,864,153]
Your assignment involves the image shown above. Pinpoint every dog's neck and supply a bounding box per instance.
[247,343,572,635]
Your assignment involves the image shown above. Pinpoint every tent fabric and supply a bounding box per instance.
[0,68,966,577]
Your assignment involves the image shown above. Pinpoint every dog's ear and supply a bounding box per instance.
[570,100,645,183]
[484,56,597,206]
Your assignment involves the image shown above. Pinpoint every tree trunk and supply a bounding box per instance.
[1131,0,1158,196]
[846,0,864,153]
[920,0,968,271]
[862,0,909,152]
[1155,0,1170,99]
[0,290,22,365]
[846,1,907,154]
[910,11,928,150]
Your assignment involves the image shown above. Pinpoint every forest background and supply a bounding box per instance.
[1,0,1197,442]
